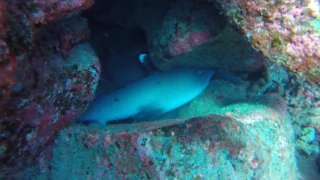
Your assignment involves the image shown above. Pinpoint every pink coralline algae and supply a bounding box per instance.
[211,0,320,85]
[145,0,266,74]
[0,0,98,176]
[169,31,213,56]
[30,0,94,24]
[26,94,299,179]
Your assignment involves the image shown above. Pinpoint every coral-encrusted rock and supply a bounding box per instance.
[0,0,97,176]
[30,0,94,24]
[0,42,99,176]
[210,0,320,85]
[26,94,298,179]
[147,0,266,74]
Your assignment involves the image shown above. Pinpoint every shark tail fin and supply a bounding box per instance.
[211,70,242,85]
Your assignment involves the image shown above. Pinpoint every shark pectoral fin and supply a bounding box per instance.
[132,106,165,122]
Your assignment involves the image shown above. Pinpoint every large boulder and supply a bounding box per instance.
[210,0,320,85]
[23,92,298,179]
[0,0,99,176]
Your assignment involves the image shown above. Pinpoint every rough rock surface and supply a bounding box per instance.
[145,0,266,75]
[24,94,298,179]
[210,0,320,85]
[0,0,98,176]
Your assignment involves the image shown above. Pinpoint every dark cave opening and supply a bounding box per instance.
[80,0,269,125]
[82,0,266,88]
[83,0,151,94]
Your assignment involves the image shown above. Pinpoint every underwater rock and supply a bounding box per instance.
[147,0,266,74]
[24,94,298,179]
[0,0,97,177]
[247,61,320,156]
[29,0,94,24]
[296,127,319,155]
[210,0,320,85]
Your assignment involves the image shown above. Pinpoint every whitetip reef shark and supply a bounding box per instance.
[78,54,241,124]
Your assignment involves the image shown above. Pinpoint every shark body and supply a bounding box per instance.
[79,67,221,124]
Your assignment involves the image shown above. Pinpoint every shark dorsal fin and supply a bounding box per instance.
[138,53,156,74]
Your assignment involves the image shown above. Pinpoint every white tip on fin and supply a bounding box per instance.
[139,53,148,64]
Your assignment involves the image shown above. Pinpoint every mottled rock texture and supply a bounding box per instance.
[145,0,266,74]
[0,0,98,176]
[210,0,320,85]
[27,94,298,179]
